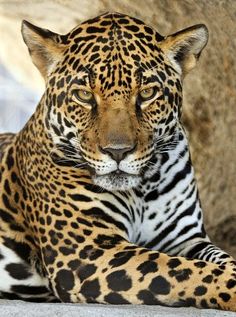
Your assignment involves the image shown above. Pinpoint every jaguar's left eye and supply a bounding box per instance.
[73,89,94,103]
[139,87,157,101]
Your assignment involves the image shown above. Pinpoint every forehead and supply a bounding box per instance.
[60,13,174,95]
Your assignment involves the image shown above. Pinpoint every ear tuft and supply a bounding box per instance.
[21,20,64,79]
[161,24,208,76]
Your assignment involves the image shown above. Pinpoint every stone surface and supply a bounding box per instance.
[0,301,235,317]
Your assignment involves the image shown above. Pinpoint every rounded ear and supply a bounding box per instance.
[21,20,65,79]
[160,24,208,76]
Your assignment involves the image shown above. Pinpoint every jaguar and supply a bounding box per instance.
[0,12,236,310]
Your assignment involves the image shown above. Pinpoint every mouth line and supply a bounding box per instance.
[96,169,139,178]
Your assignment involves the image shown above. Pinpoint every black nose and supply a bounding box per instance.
[100,144,136,162]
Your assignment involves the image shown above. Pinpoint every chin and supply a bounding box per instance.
[92,172,141,191]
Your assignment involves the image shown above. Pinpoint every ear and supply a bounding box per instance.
[21,20,64,79]
[160,24,208,76]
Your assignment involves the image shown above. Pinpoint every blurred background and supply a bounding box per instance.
[0,0,236,256]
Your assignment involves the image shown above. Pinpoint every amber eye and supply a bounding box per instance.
[139,87,157,101]
[73,89,94,103]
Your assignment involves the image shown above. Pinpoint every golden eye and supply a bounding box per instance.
[139,87,156,101]
[73,89,94,103]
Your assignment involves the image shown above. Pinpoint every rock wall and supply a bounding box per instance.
[0,0,236,256]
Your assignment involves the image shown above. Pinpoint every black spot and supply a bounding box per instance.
[125,25,139,32]
[3,238,31,262]
[106,270,132,291]
[226,279,236,289]
[86,26,106,33]
[6,147,14,170]
[76,217,92,227]
[55,269,75,302]
[93,234,123,250]
[59,246,76,256]
[137,290,162,305]
[210,297,217,304]
[109,251,135,268]
[137,261,158,276]
[167,258,181,269]
[144,189,158,202]
[68,232,85,244]
[2,193,17,214]
[200,299,209,308]
[212,269,223,276]
[202,275,213,283]
[71,222,79,229]
[0,208,14,223]
[10,223,25,232]
[5,263,32,280]
[83,229,92,236]
[104,292,130,304]
[43,245,58,265]
[68,259,80,270]
[69,194,92,202]
[11,285,50,295]
[57,91,66,107]
[4,179,11,195]
[54,220,67,230]
[194,261,207,268]
[169,268,192,282]
[79,245,104,261]
[80,278,101,302]
[149,276,171,295]
[77,263,97,282]
[148,213,156,220]
[194,285,207,296]
[219,292,231,302]
[92,221,108,229]
[148,253,160,261]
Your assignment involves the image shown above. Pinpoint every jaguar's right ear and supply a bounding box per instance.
[21,20,64,79]
[160,24,208,76]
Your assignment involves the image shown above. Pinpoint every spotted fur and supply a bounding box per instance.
[0,13,236,310]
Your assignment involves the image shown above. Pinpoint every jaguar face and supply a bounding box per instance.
[22,13,208,191]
